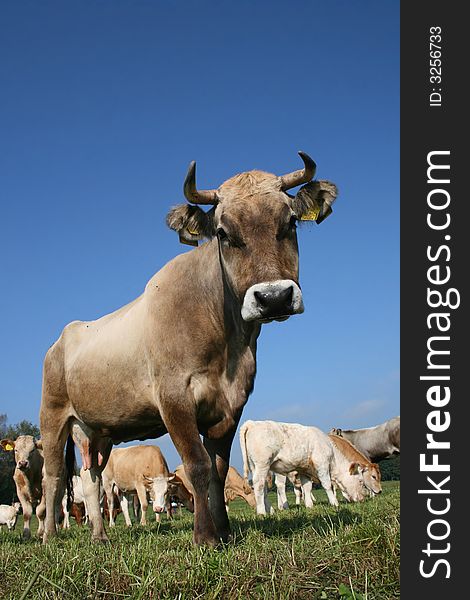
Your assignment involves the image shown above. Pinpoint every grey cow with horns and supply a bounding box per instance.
[39,152,338,546]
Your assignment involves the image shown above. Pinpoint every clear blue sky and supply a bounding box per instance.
[0,1,399,471]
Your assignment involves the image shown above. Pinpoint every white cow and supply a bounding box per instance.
[0,502,21,530]
[62,475,89,528]
[329,416,400,462]
[240,420,375,515]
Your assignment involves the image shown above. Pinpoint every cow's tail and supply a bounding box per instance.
[240,421,251,485]
[65,435,76,511]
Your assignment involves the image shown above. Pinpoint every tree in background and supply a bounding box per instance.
[0,414,41,504]
[379,456,400,481]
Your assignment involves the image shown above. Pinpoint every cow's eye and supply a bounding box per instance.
[289,215,298,229]
[216,227,227,240]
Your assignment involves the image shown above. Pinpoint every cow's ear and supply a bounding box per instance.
[35,440,43,450]
[350,462,368,475]
[0,439,15,451]
[291,180,338,224]
[166,205,216,246]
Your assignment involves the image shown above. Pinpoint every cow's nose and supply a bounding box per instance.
[254,286,293,317]
[17,461,28,470]
[153,506,164,514]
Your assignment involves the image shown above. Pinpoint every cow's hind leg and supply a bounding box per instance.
[275,474,289,510]
[299,476,314,508]
[119,493,133,527]
[252,466,271,515]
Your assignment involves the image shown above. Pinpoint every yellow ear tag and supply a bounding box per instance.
[5,443,14,451]
[300,206,321,221]
[186,227,199,236]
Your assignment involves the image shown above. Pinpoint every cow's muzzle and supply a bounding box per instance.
[241,280,304,322]
[17,461,29,470]
[153,506,165,514]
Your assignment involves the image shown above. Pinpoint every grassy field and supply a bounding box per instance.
[0,482,399,600]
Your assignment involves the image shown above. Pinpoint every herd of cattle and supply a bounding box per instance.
[0,416,399,536]
[0,155,399,546]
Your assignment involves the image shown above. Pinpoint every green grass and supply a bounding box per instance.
[0,482,399,599]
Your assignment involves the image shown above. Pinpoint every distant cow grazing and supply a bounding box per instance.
[0,436,46,538]
[328,434,382,499]
[329,417,400,462]
[240,420,376,515]
[173,464,254,512]
[0,502,21,531]
[224,466,256,511]
[39,153,338,545]
[102,445,172,527]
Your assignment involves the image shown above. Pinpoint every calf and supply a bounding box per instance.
[0,502,21,531]
[240,420,374,515]
[102,445,172,527]
[328,434,382,499]
[0,436,46,538]
[329,416,400,462]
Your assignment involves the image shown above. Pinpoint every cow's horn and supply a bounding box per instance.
[184,161,218,205]
[279,151,317,191]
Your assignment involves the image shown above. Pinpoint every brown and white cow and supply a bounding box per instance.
[102,445,172,527]
[329,416,400,462]
[328,434,382,499]
[39,153,338,545]
[0,436,46,538]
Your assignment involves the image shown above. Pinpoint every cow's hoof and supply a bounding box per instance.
[23,530,31,540]
[218,530,232,544]
[193,533,220,548]
[92,536,110,544]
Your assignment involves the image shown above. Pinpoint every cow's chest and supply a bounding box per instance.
[191,345,257,434]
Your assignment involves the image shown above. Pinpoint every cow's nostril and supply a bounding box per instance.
[254,286,293,313]
[254,291,270,307]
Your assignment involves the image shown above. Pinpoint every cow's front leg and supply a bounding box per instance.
[162,402,218,547]
[20,498,33,539]
[40,415,69,543]
[135,485,148,526]
[203,428,238,543]
[74,424,113,542]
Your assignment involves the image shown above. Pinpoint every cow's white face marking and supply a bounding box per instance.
[149,476,168,513]
[241,279,304,322]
